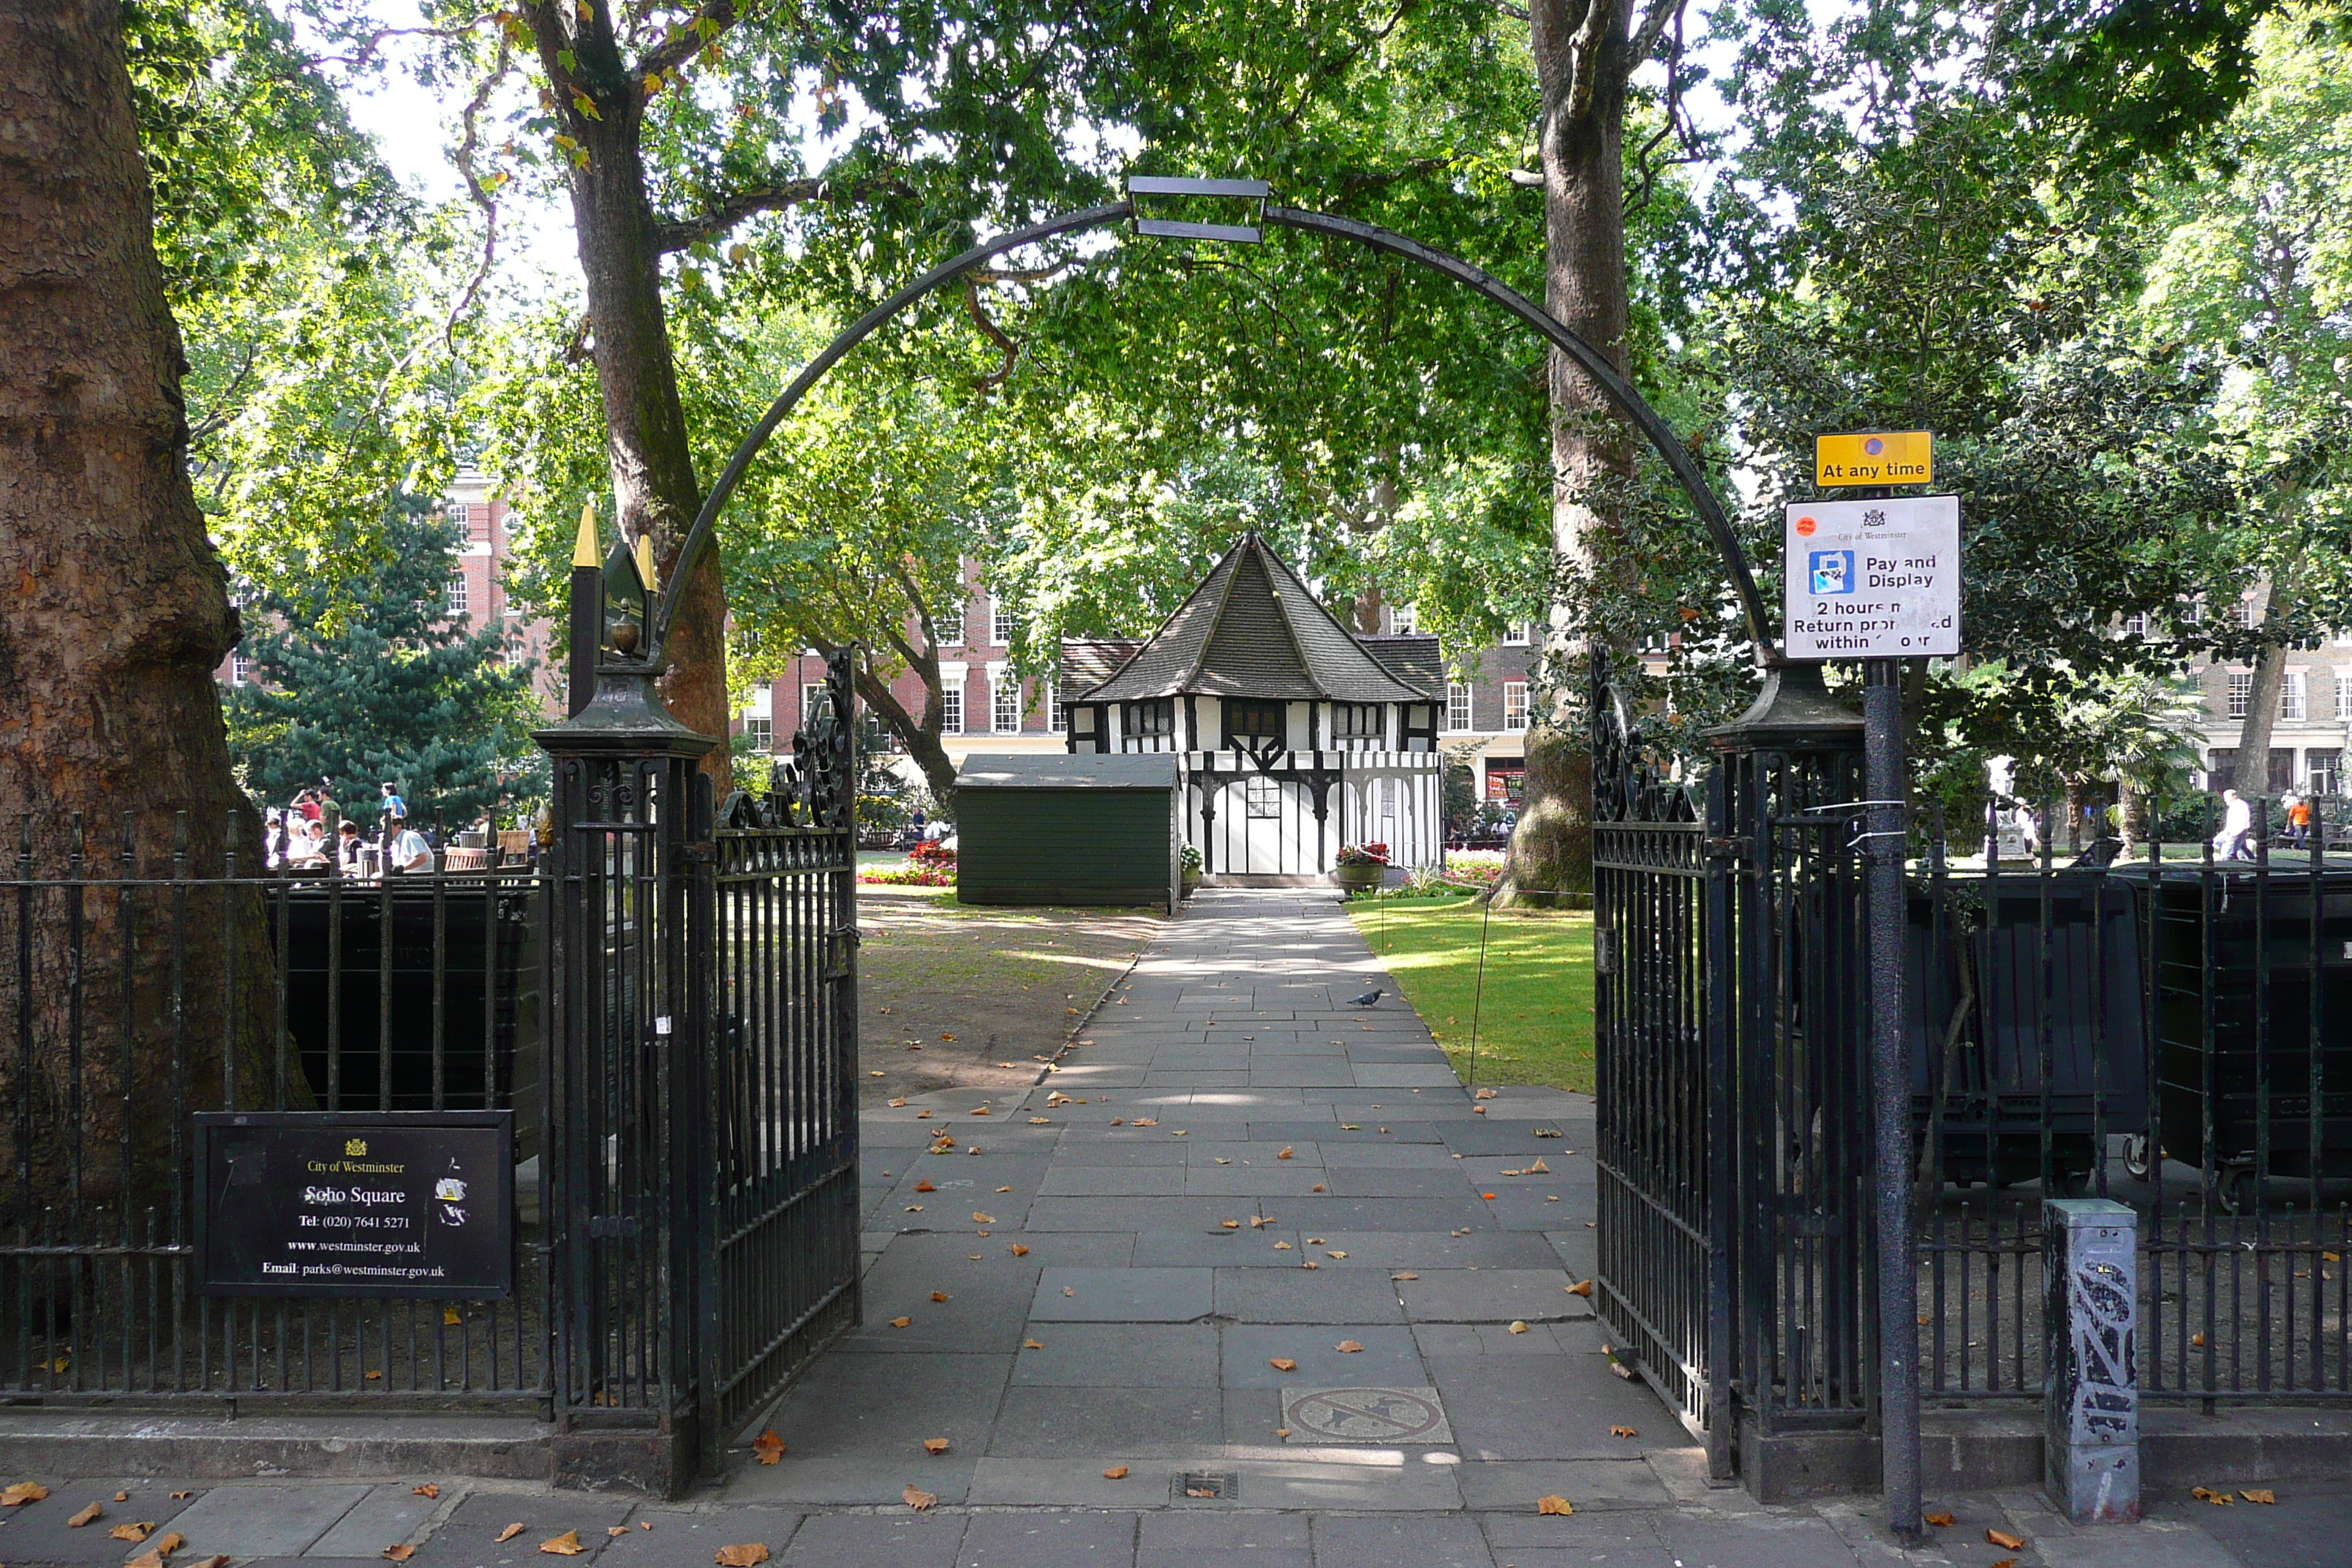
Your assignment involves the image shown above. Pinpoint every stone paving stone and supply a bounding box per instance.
[1213,1267,1406,1324]
[1999,1491,2228,1568]
[1273,1196,1497,1233]
[1144,1071,1256,1088]
[0,1482,203,1565]
[1247,1121,1445,1145]
[1007,1322,1221,1387]
[1047,1142,1190,1167]
[962,1460,1173,1509]
[1430,1351,1684,1461]
[777,1512,968,1568]
[1320,1166,1481,1199]
[1030,1267,1213,1322]
[956,1510,1138,1568]
[757,1351,1013,1457]
[1189,1140,1325,1166]
[1042,1166,1192,1195]
[1025,1197,1267,1232]
[1397,1269,1583,1324]
[843,1248,1042,1354]
[1646,1511,1868,1568]
[1545,1228,1598,1280]
[1135,1512,1312,1568]
[1254,1229,1563,1270]
[987,1386,1226,1458]
[1245,1062,1360,1088]
[1129,1229,1304,1268]
[431,1493,641,1567]
[724,1455,979,1509]
[306,1484,451,1556]
[161,1483,377,1560]
[1352,1065,1465,1088]
[1311,1512,1496,1568]
[1477,1512,1677,1568]
[1316,1142,1461,1168]
[1203,1454,1464,1512]
[1438,1122,1583,1156]
[1182,1165,1331,1197]
[592,1509,804,1568]
[1220,1322,1425,1389]
[1414,1322,1594,1357]
[2144,1488,2338,1568]
[1455,1459,1677,1512]
[1221,1387,1285,1444]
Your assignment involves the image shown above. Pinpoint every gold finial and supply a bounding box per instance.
[573,503,600,568]
[634,533,657,595]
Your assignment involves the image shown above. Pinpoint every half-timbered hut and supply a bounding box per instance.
[1059,534,1445,881]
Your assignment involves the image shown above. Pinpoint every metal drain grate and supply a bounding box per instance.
[1175,1470,1238,1501]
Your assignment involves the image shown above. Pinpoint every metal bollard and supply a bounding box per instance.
[2043,1197,2140,1523]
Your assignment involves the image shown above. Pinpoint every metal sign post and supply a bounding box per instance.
[1784,465,1956,1545]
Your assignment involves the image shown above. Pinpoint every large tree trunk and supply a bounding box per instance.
[2232,577,2288,800]
[533,11,730,780]
[1496,0,1632,907]
[853,667,960,805]
[0,0,276,1227]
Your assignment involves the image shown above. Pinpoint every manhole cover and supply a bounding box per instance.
[1175,1470,1238,1501]
[1281,1385,1454,1444]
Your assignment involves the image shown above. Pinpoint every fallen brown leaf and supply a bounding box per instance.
[1392,1271,1419,1281]
[156,1532,187,1556]
[607,1528,629,1538]
[921,1439,949,1455]
[1133,1118,1157,1127]
[1923,1511,1956,1527]
[931,1291,949,1303]
[713,1544,769,1567]
[1010,1244,1030,1256]
[1277,1147,1294,1159]
[916,1111,931,1119]
[997,1186,1012,1193]
[1335,1340,1364,1353]
[753,1428,785,1464]
[888,1098,908,1108]
[186,1558,230,1568]
[889,1316,912,1328]
[1986,1526,2027,1547]
[973,1213,995,1224]
[412,1485,440,1499]
[1474,1088,1497,1099]
[540,1531,586,1555]
[495,1523,527,1543]
[1101,1466,1128,1480]
[1567,1280,1594,1297]
[1537,1495,1574,1516]
[915,1180,935,1193]
[1,1482,48,1506]
[112,1523,156,1542]
[1527,1157,1550,1174]
[384,1545,417,1561]
[902,1485,936,1512]
[970,1107,990,1116]
[129,1552,167,1568]
[1023,1338,1044,1349]
[2191,1332,2206,1348]
[1610,1426,1637,1439]
[1185,1488,1215,1498]
[2191,1488,2233,1506]
[1275,1241,1293,1249]
[1508,1321,1531,1334]
[1326,1250,1347,1259]
[70,1501,104,1527]
[114,1493,129,1503]
[1221,1220,1240,1230]
[1311,1184,1326,1193]
[1990,1560,2017,1568]
[2242,1489,2277,1504]
[168,1493,194,1501]
[1270,1358,1298,1371]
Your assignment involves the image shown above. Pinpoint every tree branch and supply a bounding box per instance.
[651,175,900,252]
[634,0,740,82]
[970,257,1078,285]
[1493,0,1530,17]
[962,276,1019,392]
[1624,0,1685,72]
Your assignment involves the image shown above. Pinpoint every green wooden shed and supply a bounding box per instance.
[954,754,1180,911]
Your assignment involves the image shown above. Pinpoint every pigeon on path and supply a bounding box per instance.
[1348,988,1384,1006]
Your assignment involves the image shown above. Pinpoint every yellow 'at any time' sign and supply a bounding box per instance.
[1815,430,1932,487]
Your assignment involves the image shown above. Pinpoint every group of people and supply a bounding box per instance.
[263,782,432,878]
[2212,787,2319,861]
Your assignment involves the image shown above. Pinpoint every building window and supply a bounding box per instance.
[802,683,828,728]
[1390,604,1416,634]
[940,682,964,734]
[742,717,773,753]
[1504,682,1530,732]
[932,611,963,652]
[1245,775,1281,818]
[992,675,1021,733]
[2308,750,2342,797]
[1334,702,1384,751]
[990,601,1018,648]
[2280,672,2307,723]
[230,654,250,686]
[1225,699,1285,747]
[2121,613,2149,638]
[445,570,469,616]
[2231,598,2255,629]
[504,640,527,669]
[1049,682,1068,734]
[1123,698,1174,751]
[1446,683,1472,733]
[2227,671,2253,720]
[2338,674,2352,722]
[1501,621,1533,647]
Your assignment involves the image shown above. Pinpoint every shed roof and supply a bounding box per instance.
[1360,633,1446,695]
[1079,535,1431,705]
[956,753,1179,791]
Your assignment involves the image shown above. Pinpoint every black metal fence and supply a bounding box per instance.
[1596,655,2352,1488]
[0,652,862,1477]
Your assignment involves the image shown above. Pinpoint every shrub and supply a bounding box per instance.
[1337,842,1390,867]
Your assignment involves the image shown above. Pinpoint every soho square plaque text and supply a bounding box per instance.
[194,1111,514,1300]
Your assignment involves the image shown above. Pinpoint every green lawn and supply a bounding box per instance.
[1346,894,1596,1092]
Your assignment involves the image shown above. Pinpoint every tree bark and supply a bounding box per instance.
[529,6,729,780]
[0,0,277,1224]
[853,666,961,804]
[2233,579,2288,799]
[1494,0,1633,907]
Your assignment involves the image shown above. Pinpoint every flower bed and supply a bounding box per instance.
[861,842,955,886]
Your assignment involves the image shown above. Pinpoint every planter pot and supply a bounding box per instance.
[1333,863,1384,894]
[1180,870,1201,898]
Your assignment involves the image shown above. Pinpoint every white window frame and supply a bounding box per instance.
[742,717,773,753]
[1245,775,1281,819]
[445,569,469,617]
[932,611,964,652]
[1501,621,1533,647]
[990,600,1017,648]
[230,654,250,686]
[1445,682,1472,734]
[504,640,527,669]
[2121,614,2148,638]
[2280,671,2307,723]
[938,662,966,735]
[1049,680,1068,734]
[1390,604,1416,635]
[2337,670,2352,722]
[989,663,1020,733]
[1503,682,1530,732]
[2228,671,2253,720]
[802,683,827,730]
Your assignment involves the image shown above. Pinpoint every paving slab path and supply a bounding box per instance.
[0,892,2322,1567]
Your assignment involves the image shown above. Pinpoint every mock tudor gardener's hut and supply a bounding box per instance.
[1060,534,1445,882]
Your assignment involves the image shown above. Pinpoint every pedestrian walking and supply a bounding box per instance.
[2213,788,2255,862]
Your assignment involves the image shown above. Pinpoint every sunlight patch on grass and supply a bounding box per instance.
[1347,894,1595,1092]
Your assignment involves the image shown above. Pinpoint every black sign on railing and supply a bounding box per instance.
[193,1112,515,1300]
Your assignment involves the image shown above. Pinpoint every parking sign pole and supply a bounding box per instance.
[1863,657,1923,1543]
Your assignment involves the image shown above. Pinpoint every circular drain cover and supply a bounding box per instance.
[1282,1385,1452,1443]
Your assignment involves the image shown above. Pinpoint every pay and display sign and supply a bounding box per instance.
[1783,495,1961,659]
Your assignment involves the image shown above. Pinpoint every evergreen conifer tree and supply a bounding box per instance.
[227,502,542,826]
